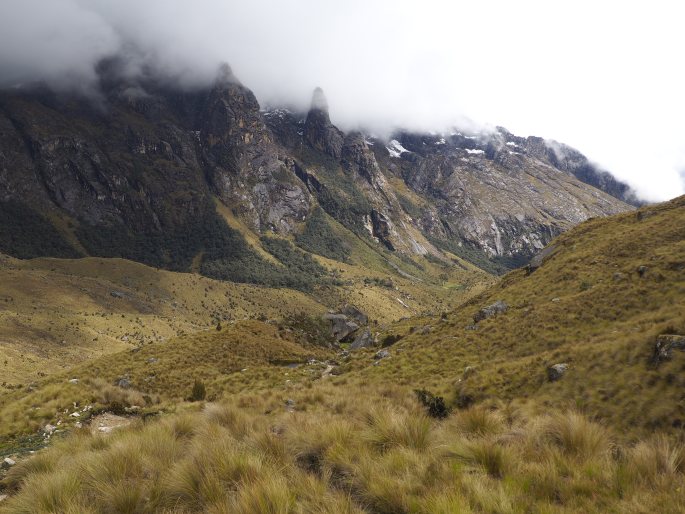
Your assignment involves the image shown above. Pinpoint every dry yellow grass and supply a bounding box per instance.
[360,195,685,437]
[1,195,683,511]
[0,254,327,384]
[1,389,684,513]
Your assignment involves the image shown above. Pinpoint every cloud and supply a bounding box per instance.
[0,0,683,201]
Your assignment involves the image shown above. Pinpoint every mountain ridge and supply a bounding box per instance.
[0,64,633,281]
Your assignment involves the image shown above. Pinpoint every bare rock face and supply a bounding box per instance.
[200,64,310,233]
[384,131,632,267]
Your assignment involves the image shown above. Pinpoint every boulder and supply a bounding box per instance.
[340,305,368,325]
[110,291,125,299]
[374,350,390,360]
[115,377,132,389]
[43,424,57,435]
[1,457,15,470]
[323,313,359,341]
[68,378,79,384]
[547,363,569,381]
[473,300,508,323]
[652,335,685,366]
[350,329,374,350]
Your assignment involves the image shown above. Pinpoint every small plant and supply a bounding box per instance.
[415,389,450,419]
[189,380,206,402]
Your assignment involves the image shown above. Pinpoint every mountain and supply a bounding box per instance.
[0,63,633,281]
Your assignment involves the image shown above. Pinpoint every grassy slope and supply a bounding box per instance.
[0,204,488,387]
[360,195,685,437]
[1,198,684,512]
[0,254,326,385]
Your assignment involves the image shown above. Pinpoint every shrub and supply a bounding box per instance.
[189,380,207,402]
[295,207,351,262]
[414,389,450,419]
[0,200,81,259]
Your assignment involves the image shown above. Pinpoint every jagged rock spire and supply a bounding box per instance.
[304,87,343,159]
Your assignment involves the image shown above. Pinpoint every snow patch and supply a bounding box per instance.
[262,108,292,118]
[386,139,409,158]
[465,149,485,155]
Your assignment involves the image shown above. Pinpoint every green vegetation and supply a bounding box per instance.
[77,202,330,292]
[77,202,251,273]
[427,234,528,275]
[396,193,423,220]
[202,236,330,293]
[295,146,372,235]
[0,201,80,259]
[295,207,351,262]
[189,380,207,402]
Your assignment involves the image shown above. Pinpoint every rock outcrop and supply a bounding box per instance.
[474,300,508,323]
[653,335,685,366]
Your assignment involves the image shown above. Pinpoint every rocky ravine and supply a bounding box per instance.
[0,62,633,277]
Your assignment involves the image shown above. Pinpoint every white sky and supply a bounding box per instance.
[1,0,683,201]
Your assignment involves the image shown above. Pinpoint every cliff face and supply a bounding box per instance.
[266,92,633,270]
[0,65,633,276]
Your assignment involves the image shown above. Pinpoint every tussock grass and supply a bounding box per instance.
[2,197,685,512]
[363,407,433,451]
[541,411,613,460]
[367,196,685,437]
[2,398,684,513]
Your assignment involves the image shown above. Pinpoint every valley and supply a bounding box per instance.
[0,57,683,514]
[0,193,683,512]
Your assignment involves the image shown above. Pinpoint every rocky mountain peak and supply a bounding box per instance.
[304,87,344,159]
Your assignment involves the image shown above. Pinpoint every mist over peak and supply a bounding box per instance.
[1,0,683,201]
